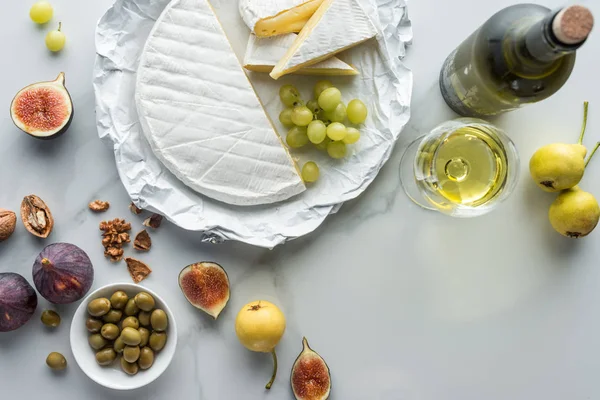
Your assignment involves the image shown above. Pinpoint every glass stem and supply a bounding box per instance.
[265,349,278,390]
[578,101,589,145]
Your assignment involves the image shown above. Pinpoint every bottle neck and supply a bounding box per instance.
[523,11,584,62]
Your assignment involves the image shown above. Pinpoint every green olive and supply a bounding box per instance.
[124,298,139,316]
[149,331,167,352]
[86,317,103,333]
[150,309,168,332]
[89,333,108,350]
[123,346,140,363]
[87,298,111,317]
[41,310,61,328]
[121,327,142,346]
[46,352,67,370]
[138,347,154,370]
[138,327,150,347]
[120,357,139,375]
[114,336,125,353]
[102,309,123,324]
[101,323,120,340]
[138,311,151,327]
[110,290,129,310]
[134,292,155,312]
[95,348,117,366]
[122,316,139,330]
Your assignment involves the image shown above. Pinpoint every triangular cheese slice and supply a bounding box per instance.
[244,34,358,76]
[270,0,377,79]
[239,0,325,37]
[136,0,305,206]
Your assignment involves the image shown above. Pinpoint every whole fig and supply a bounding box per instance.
[0,273,38,332]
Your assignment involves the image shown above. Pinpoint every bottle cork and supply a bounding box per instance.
[552,5,594,45]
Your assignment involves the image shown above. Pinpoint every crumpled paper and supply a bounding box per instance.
[93,0,413,248]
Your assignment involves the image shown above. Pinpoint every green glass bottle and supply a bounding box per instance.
[440,4,594,117]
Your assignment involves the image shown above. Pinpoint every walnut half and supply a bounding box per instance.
[133,230,152,251]
[20,195,54,238]
[100,218,131,262]
[89,200,110,212]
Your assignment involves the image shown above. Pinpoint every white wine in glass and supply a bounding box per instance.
[400,119,519,217]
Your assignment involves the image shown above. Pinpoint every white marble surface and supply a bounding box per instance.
[1,0,599,399]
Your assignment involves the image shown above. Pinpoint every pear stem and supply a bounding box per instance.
[578,101,589,145]
[585,142,600,168]
[265,349,278,390]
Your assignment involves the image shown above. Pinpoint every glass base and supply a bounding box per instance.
[399,135,436,211]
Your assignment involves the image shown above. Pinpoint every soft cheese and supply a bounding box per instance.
[270,0,377,79]
[135,0,305,206]
[244,33,358,75]
[239,0,324,37]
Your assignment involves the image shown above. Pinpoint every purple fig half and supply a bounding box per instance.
[178,262,230,319]
[291,337,331,400]
[10,72,73,139]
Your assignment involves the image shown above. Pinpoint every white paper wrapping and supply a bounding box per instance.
[93,0,413,248]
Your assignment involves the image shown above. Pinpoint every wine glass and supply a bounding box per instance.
[399,118,519,217]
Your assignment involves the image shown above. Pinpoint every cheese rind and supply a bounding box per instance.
[270,0,377,79]
[136,0,305,206]
[239,0,324,37]
[244,34,358,76]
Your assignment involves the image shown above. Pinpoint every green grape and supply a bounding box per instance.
[286,126,309,148]
[343,127,361,144]
[301,162,320,183]
[30,1,53,24]
[291,106,313,127]
[315,137,331,151]
[318,87,342,112]
[279,85,302,107]
[326,122,347,141]
[326,103,347,123]
[314,80,333,99]
[279,108,294,127]
[307,120,327,144]
[347,99,368,124]
[45,23,66,52]
[306,100,321,115]
[327,141,347,159]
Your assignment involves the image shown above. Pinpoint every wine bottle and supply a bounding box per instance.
[439,4,594,117]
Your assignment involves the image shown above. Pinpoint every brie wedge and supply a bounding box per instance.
[239,0,324,37]
[270,0,377,79]
[135,0,305,206]
[244,34,358,76]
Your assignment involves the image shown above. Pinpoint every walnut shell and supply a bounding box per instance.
[0,209,17,242]
[20,195,54,238]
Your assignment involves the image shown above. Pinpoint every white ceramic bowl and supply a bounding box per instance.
[70,283,177,390]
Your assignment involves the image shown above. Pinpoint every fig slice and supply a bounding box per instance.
[178,262,230,319]
[10,72,73,139]
[291,337,331,400]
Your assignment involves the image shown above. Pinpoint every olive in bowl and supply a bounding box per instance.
[69,283,177,391]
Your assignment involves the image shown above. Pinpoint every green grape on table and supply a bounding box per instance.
[326,122,347,141]
[318,87,341,112]
[314,80,333,99]
[30,1,53,24]
[347,99,368,124]
[315,137,331,151]
[291,106,313,127]
[279,108,294,127]
[301,162,320,183]
[326,103,347,123]
[327,141,347,159]
[279,84,302,107]
[307,120,327,144]
[286,126,309,148]
[343,127,361,144]
[45,22,66,52]
[306,100,321,115]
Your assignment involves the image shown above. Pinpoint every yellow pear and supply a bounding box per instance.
[529,101,591,192]
[549,186,600,238]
